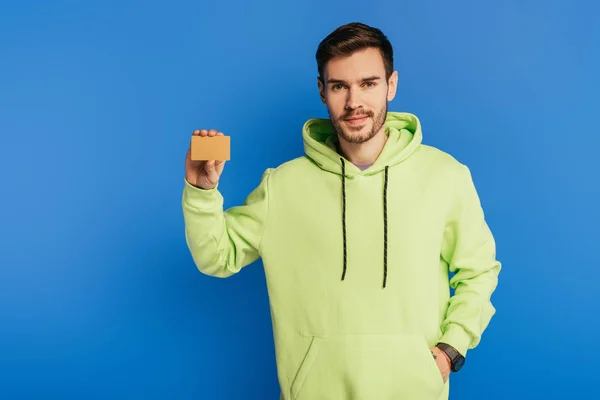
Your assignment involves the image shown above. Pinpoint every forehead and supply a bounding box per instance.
[323,47,386,81]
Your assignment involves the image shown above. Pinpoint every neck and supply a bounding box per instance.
[337,127,388,165]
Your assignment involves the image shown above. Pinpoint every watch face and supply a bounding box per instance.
[454,357,465,371]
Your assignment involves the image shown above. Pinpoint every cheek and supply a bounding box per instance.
[371,88,389,104]
[355,91,383,109]
[326,97,346,117]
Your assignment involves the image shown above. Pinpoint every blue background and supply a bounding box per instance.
[1,0,598,398]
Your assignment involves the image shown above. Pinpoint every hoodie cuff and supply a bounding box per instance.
[182,177,223,210]
[438,323,472,357]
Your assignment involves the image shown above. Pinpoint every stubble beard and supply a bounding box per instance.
[330,103,388,145]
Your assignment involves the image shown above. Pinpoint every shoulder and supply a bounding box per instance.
[416,144,464,166]
[413,144,468,177]
[264,156,316,179]
[256,156,322,196]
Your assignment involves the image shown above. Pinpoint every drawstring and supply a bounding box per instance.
[341,158,348,281]
[339,158,389,289]
[383,165,389,288]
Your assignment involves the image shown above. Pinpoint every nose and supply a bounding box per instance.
[345,87,362,110]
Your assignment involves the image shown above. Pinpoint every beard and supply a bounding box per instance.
[330,103,388,144]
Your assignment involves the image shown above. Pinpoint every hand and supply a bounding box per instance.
[185,129,227,189]
[430,346,451,383]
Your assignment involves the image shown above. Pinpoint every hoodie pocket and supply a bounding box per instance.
[290,333,445,400]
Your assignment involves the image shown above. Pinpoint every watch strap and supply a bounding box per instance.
[436,342,465,372]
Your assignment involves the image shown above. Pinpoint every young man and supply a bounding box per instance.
[182,22,501,400]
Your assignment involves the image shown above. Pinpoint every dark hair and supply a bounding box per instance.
[316,22,394,82]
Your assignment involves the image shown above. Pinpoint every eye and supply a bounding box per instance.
[363,81,376,88]
[332,84,345,91]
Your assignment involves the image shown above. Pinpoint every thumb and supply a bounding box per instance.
[215,160,226,175]
[205,160,220,182]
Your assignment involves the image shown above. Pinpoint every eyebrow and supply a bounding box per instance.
[327,76,382,85]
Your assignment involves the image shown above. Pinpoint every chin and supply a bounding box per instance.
[341,130,376,144]
[338,121,373,143]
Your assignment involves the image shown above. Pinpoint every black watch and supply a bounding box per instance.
[436,342,465,372]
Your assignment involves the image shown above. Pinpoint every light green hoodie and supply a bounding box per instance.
[182,112,501,400]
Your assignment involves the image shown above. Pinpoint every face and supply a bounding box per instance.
[318,47,398,144]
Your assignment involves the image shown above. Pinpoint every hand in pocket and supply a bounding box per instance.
[430,347,451,383]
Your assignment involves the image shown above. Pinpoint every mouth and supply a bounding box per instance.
[344,115,369,125]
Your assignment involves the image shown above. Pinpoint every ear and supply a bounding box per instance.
[387,70,398,101]
[317,77,326,105]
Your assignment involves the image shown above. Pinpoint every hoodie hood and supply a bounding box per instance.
[301,111,424,288]
[302,111,423,178]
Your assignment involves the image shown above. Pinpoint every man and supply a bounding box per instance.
[182,22,501,400]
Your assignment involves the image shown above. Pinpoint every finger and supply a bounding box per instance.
[200,129,208,136]
[208,129,217,137]
[193,129,200,136]
[217,131,224,136]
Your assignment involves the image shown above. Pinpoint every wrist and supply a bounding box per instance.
[436,342,466,372]
[185,177,217,191]
[438,346,451,366]
[182,177,223,209]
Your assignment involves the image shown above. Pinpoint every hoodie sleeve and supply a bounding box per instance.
[181,168,271,278]
[438,164,501,357]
